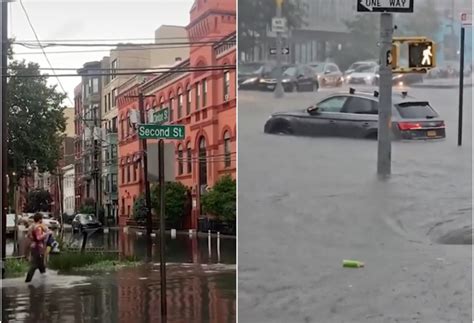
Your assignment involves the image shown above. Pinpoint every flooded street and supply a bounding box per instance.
[2,231,236,323]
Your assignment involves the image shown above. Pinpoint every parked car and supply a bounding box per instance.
[343,60,378,81]
[346,65,379,85]
[72,213,103,233]
[19,212,59,229]
[264,88,446,140]
[238,62,274,90]
[259,64,318,92]
[308,62,343,87]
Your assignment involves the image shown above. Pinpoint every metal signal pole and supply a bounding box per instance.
[457,26,465,147]
[274,0,284,98]
[158,138,167,319]
[1,0,9,274]
[377,13,394,177]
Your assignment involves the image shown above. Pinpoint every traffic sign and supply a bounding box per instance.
[270,47,290,55]
[272,17,287,33]
[408,41,436,69]
[460,12,472,26]
[357,0,414,13]
[138,124,185,140]
[153,107,169,124]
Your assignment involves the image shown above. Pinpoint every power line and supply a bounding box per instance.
[5,65,236,78]
[32,65,234,71]
[15,39,235,48]
[18,0,74,107]
[14,35,227,42]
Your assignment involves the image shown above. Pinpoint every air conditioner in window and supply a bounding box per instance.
[224,94,229,102]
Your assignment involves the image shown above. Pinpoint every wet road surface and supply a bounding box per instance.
[2,231,236,323]
[238,86,472,322]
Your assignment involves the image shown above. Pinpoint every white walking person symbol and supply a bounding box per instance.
[421,46,432,65]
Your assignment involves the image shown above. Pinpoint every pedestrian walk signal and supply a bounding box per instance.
[408,41,436,69]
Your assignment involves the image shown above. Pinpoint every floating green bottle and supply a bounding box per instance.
[343,260,365,268]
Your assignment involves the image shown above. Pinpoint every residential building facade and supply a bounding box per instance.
[62,164,75,216]
[117,0,236,228]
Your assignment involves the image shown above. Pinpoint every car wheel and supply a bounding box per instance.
[271,121,293,135]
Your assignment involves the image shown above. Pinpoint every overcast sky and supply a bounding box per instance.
[8,0,194,105]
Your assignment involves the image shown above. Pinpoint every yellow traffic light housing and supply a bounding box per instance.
[390,44,400,70]
[408,41,436,69]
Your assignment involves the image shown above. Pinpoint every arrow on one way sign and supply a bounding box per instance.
[357,0,414,13]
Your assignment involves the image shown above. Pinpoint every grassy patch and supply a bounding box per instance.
[48,252,141,273]
[4,258,29,278]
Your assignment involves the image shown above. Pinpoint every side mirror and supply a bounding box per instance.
[297,74,304,79]
[307,106,320,115]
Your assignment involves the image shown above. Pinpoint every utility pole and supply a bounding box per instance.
[274,0,284,98]
[377,13,394,177]
[1,0,9,273]
[457,26,465,146]
[158,138,167,319]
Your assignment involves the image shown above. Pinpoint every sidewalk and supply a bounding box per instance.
[411,77,473,89]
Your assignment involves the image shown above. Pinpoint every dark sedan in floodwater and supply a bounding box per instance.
[259,64,318,92]
[264,89,446,140]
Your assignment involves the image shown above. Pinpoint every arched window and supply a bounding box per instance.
[186,142,192,173]
[169,93,174,122]
[159,96,164,110]
[198,137,207,186]
[195,83,201,110]
[202,78,207,107]
[224,131,231,167]
[186,86,192,115]
[177,144,183,175]
[177,88,183,119]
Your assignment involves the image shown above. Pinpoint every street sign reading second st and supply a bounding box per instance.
[138,124,185,140]
[357,0,414,13]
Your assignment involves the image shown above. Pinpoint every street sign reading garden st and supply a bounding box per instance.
[357,0,414,13]
[138,124,185,140]
[153,107,169,124]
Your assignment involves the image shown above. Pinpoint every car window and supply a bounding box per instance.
[396,102,438,119]
[327,65,338,72]
[317,96,348,113]
[342,97,377,114]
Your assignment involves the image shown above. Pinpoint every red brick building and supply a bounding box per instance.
[117,0,236,228]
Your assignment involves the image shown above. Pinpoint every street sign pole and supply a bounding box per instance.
[274,0,284,98]
[158,138,167,318]
[377,13,394,177]
[1,0,9,276]
[457,26,465,147]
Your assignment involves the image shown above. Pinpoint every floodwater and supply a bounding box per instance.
[2,230,236,323]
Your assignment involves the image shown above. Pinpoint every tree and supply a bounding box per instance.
[334,14,380,70]
[7,59,67,176]
[25,189,52,212]
[151,182,189,227]
[79,198,95,214]
[133,194,147,223]
[238,0,307,58]
[201,175,236,223]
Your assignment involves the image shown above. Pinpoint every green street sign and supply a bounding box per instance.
[138,124,185,140]
[153,107,169,124]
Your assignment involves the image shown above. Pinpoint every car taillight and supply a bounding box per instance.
[397,122,422,131]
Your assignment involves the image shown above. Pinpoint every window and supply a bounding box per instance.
[133,163,138,181]
[112,89,118,107]
[199,137,207,186]
[317,96,348,113]
[104,95,108,113]
[186,142,192,173]
[111,145,117,160]
[126,164,130,183]
[396,102,438,119]
[186,87,192,115]
[111,174,117,193]
[169,96,174,122]
[195,83,201,109]
[224,71,230,99]
[342,97,377,115]
[224,131,231,167]
[202,79,207,107]
[127,205,130,216]
[108,93,111,110]
[111,59,117,79]
[121,167,125,184]
[177,90,183,119]
[92,78,99,93]
[178,144,184,175]
[112,117,117,132]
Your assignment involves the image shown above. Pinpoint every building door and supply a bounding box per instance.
[198,137,207,188]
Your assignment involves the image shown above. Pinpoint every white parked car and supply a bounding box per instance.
[24,212,60,230]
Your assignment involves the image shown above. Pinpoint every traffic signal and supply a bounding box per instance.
[408,41,436,69]
[390,44,400,69]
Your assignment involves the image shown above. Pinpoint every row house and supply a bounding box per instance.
[117,0,236,228]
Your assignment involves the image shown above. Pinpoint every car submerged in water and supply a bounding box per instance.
[264,88,446,141]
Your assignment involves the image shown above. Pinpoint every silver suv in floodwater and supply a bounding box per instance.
[264,89,446,140]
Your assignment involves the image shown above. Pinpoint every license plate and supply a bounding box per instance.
[427,130,436,137]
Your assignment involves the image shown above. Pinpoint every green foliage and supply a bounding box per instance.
[334,15,380,70]
[151,182,189,226]
[7,59,67,175]
[79,198,95,214]
[201,175,236,223]
[238,0,307,55]
[25,189,52,212]
[133,194,148,221]
[4,258,29,278]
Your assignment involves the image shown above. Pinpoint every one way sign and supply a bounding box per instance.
[270,47,290,55]
[357,0,414,13]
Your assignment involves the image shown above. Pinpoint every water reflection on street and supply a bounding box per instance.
[2,229,236,323]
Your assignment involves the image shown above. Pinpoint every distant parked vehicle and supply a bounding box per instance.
[308,62,344,87]
[259,64,318,92]
[72,214,103,233]
[343,60,378,82]
[238,62,274,90]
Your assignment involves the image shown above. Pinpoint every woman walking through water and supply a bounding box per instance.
[25,213,47,283]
